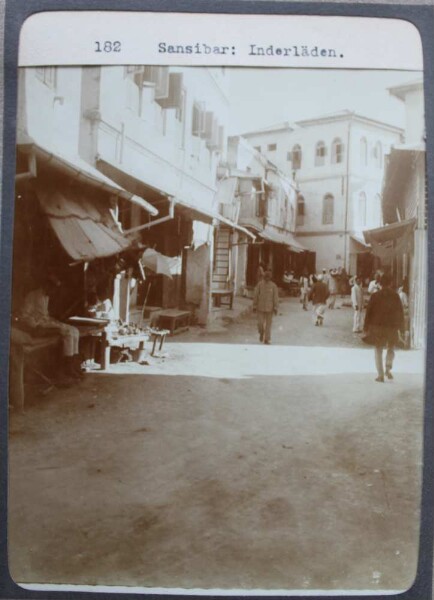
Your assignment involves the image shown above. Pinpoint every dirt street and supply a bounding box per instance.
[8,298,425,592]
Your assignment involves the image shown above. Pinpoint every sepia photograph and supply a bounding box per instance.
[7,62,426,593]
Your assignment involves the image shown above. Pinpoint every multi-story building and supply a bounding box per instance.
[364,79,426,348]
[15,65,246,325]
[224,136,304,295]
[242,111,403,277]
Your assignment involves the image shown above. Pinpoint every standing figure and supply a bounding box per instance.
[309,274,330,326]
[364,274,404,382]
[368,271,382,295]
[253,269,279,345]
[351,276,364,333]
[328,269,339,309]
[256,262,266,284]
[299,271,310,311]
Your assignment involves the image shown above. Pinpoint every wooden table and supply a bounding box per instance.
[157,310,190,335]
[212,289,234,309]
[101,332,149,370]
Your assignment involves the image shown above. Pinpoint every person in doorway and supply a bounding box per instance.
[256,262,266,284]
[299,270,310,311]
[364,273,405,382]
[309,274,330,326]
[328,269,339,309]
[20,275,82,380]
[253,269,279,344]
[351,276,364,333]
[368,271,382,295]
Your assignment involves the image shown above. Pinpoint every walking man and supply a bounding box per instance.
[351,276,364,333]
[328,269,339,309]
[364,273,404,382]
[309,274,330,326]
[253,269,279,344]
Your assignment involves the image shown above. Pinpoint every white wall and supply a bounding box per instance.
[96,66,229,212]
[23,67,83,156]
[404,88,425,145]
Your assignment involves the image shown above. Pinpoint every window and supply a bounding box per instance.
[315,141,326,166]
[358,192,367,226]
[291,144,302,170]
[296,194,305,226]
[36,67,57,89]
[360,137,368,166]
[331,138,344,164]
[254,146,261,153]
[373,141,382,168]
[267,143,277,152]
[322,194,334,225]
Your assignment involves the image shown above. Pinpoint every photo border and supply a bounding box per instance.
[1,1,433,599]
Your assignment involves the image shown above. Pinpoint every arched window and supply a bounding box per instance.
[322,194,334,225]
[372,141,382,168]
[296,194,305,226]
[360,137,368,166]
[315,141,326,166]
[292,144,302,170]
[358,192,367,227]
[331,138,344,164]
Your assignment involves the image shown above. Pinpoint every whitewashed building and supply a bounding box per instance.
[15,66,247,325]
[242,111,403,277]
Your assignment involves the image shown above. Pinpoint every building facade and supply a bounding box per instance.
[16,65,246,325]
[364,79,426,348]
[242,111,403,277]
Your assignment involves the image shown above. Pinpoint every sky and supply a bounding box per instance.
[227,69,423,134]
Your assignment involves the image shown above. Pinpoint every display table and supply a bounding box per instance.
[101,332,149,370]
[157,309,190,335]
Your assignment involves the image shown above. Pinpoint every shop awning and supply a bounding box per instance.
[363,218,416,260]
[381,145,425,224]
[350,233,370,247]
[16,131,158,216]
[36,187,133,262]
[258,228,306,253]
[174,199,256,240]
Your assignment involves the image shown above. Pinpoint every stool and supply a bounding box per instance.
[149,329,170,356]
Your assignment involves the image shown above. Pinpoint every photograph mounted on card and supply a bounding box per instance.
[6,7,428,597]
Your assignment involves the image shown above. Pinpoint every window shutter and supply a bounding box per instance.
[206,118,220,150]
[158,73,183,109]
[202,111,214,140]
[192,102,206,137]
[141,66,170,99]
[218,126,225,153]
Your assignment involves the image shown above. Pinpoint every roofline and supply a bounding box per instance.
[388,80,424,101]
[241,122,296,137]
[238,112,403,138]
[294,112,403,134]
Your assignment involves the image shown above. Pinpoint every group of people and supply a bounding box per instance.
[253,263,409,383]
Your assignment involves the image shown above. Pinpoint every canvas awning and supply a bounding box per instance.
[363,218,416,260]
[36,186,133,262]
[16,131,158,216]
[350,233,370,253]
[258,228,306,253]
[174,199,256,240]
